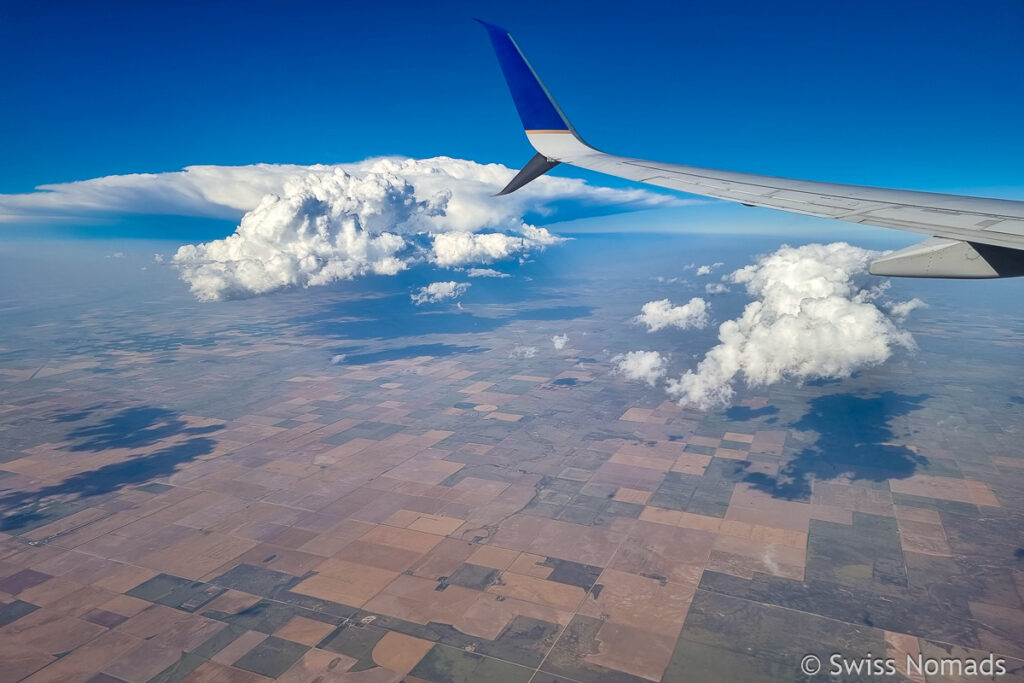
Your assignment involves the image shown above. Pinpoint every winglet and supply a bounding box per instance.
[495,152,560,196]
[478,20,595,194]
[475,19,573,133]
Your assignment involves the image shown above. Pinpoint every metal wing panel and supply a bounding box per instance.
[542,141,1024,251]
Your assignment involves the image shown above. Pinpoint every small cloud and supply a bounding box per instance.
[634,297,709,332]
[107,251,125,259]
[509,345,537,359]
[552,334,569,350]
[330,354,346,365]
[888,298,927,321]
[466,267,510,278]
[411,281,470,305]
[431,226,563,267]
[705,282,730,295]
[612,351,667,387]
[153,253,165,263]
[695,262,723,276]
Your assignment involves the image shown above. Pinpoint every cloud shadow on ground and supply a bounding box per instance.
[725,405,779,421]
[744,392,930,501]
[333,343,488,365]
[290,293,593,343]
[0,406,223,533]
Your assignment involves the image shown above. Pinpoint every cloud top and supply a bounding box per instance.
[465,267,510,278]
[0,157,683,224]
[695,262,723,276]
[174,168,421,301]
[411,281,470,305]
[509,345,537,359]
[634,297,710,332]
[613,351,667,386]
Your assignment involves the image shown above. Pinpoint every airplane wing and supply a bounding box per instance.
[477,20,1024,279]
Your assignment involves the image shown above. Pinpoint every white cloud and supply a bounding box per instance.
[330,354,346,365]
[0,157,682,224]
[1,157,685,302]
[465,267,509,278]
[634,297,709,332]
[888,297,926,321]
[695,262,724,276]
[552,334,569,350]
[174,169,416,301]
[153,253,165,263]
[161,158,655,300]
[705,282,730,295]
[107,251,125,259]
[666,242,919,408]
[411,281,470,305]
[612,351,667,387]
[509,345,537,359]
[431,226,562,267]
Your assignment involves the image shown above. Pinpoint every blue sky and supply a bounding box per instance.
[2,0,1023,235]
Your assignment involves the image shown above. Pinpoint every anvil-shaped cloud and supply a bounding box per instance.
[1,157,684,301]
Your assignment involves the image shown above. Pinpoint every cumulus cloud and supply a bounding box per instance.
[431,225,562,267]
[509,345,537,359]
[174,169,417,301]
[465,267,509,278]
[705,282,730,295]
[552,334,569,350]
[411,281,470,305]
[612,351,667,387]
[666,242,920,408]
[695,262,724,276]
[107,251,125,259]
[634,298,710,332]
[888,297,927,321]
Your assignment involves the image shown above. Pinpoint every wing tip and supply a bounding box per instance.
[476,18,572,134]
[473,18,506,31]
